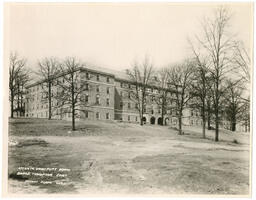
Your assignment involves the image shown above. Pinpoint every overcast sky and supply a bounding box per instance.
[5,2,252,71]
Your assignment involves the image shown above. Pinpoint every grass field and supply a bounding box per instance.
[8,118,250,195]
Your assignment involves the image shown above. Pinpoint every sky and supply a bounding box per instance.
[5,2,253,71]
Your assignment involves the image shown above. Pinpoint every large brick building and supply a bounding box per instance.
[25,65,188,126]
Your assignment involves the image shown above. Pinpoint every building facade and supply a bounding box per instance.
[25,65,189,126]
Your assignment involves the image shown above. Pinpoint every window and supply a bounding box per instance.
[86,72,90,79]
[97,75,100,81]
[85,94,89,103]
[120,91,123,97]
[128,92,131,99]
[107,77,110,82]
[106,98,110,106]
[106,113,109,119]
[136,116,138,121]
[96,112,100,119]
[128,84,131,89]
[120,82,123,88]
[85,111,88,118]
[135,103,138,109]
[107,87,110,94]
[96,86,100,92]
[128,103,131,109]
[128,115,130,121]
[151,110,154,114]
[96,95,100,104]
[85,83,89,90]
[120,102,123,108]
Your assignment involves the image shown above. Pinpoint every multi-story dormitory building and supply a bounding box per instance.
[24,65,249,131]
[25,65,190,126]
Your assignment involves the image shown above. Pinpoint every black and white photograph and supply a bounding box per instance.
[2,2,253,197]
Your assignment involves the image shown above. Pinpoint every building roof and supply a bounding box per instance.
[26,64,131,88]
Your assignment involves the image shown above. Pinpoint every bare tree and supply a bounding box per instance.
[190,60,210,138]
[9,52,28,118]
[126,56,154,125]
[56,57,87,131]
[224,79,245,131]
[196,7,235,141]
[15,67,30,116]
[37,57,60,120]
[167,60,194,135]
[232,41,251,83]
[188,39,212,138]
[154,67,169,125]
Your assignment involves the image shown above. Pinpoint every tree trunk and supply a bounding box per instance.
[140,118,143,126]
[202,111,206,138]
[11,92,14,118]
[71,79,75,131]
[231,121,236,132]
[161,103,164,126]
[215,109,219,142]
[202,100,206,138]
[202,119,206,138]
[72,104,75,131]
[48,82,52,120]
[140,100,144,126]
[207,102,211,130]
[178,114,182,135]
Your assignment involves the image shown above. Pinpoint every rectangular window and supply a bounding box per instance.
[96,96,100,104]
[135,116,138,121]
[120,82,123,88]
[128,103,131,109]
[128,92,131,99]
[85,111,88,118]
[128,115,130,121]
[85,94,89,103]
[96,85,100,92]
[85,83,89,90]
[86,72,90,79]
[120,91,122,97]
[106,98,110,106]
[107,77,110,83]
[97,75,100,81]
[96,112,100,119]
[120,102,123,108]
[107,87,110,94]
[106,113,109,119]
[135,103,138,109]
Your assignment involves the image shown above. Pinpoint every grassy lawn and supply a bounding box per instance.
[8,118,250,195]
